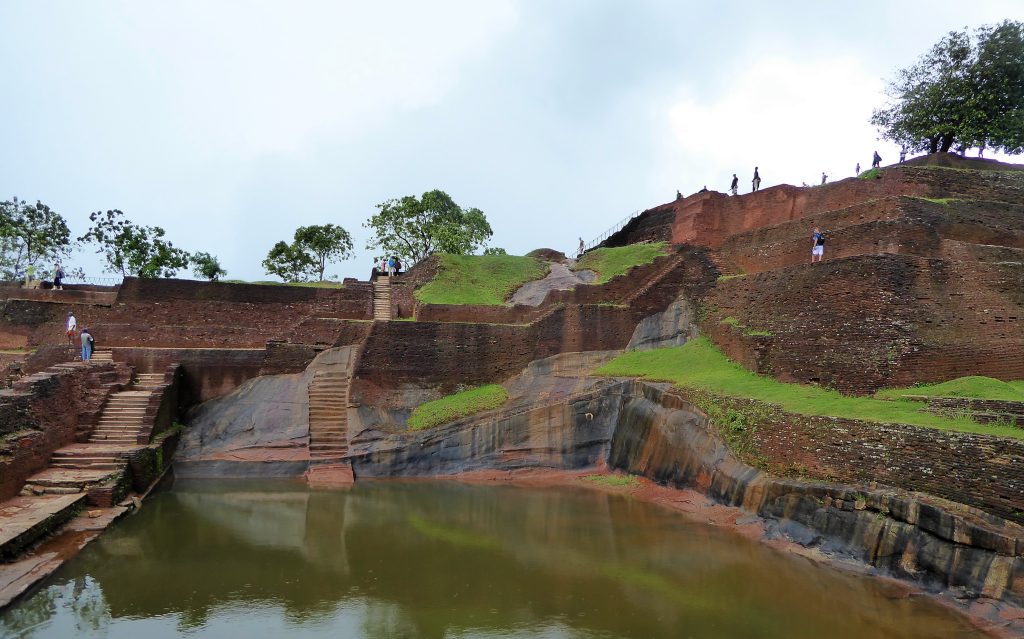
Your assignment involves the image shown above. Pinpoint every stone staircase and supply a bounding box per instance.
[304,346,357,486]
[90,350,113,364]
[21,372,163,497]
[308,370,350,461]
[372,277,392,321]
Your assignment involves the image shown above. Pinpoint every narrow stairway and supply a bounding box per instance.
[90,350,114,364]
[308,370,350,462]
[372,276,392,320]
[22,372,161,497]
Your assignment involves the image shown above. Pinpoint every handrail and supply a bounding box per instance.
[572,209,642,258]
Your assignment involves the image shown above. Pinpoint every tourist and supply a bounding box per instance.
[53,263,64,290]
[80,328,94,362]
[730,174,738,196]
[872,151,882,169]
[752,167,761,192]
[379,256,387,274]
[899,145,907,163]
[387,256,396,277]
[698,185,708,193]
[675,190,682,201]
[578,237,585,257]
[855,162,860,176]
[811,227,826,263]
[66,312,77,346]
[394,257,403,275]
[821,172,827,185]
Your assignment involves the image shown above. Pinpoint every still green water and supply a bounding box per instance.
[1,479,982,639]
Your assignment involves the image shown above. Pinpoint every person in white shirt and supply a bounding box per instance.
[66,312,77,346]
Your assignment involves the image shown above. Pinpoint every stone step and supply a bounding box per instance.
[0,494,88,559]
[23,467,116,489]
[51,461,122,470]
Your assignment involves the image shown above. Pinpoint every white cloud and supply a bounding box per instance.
[659,55,890,193]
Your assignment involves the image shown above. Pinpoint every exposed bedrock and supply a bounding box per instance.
[176,346,356,478]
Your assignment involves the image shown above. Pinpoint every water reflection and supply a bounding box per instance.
[1,479,982,638]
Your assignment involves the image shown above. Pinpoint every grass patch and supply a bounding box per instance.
[596,337,1024,439]
[575,241,668,284]
[407,384,510,430]
[876,376,1024,402]
[719,316,740,327]
[717,273,747,281]
[415,254,549,305]
[916,197,959,206]
[221,279,345,288]
[742,328,772,337]
[857,168,882,180]
[582,474,639,488]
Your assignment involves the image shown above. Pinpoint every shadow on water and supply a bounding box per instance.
[1,479,983,638]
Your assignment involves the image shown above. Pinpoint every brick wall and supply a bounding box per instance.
[701,253,1024,393]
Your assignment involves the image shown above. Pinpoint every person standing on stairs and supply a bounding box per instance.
[80,328,94,362]
[66,312,77,346]
[386,256,396,277]
[752,167,761,192]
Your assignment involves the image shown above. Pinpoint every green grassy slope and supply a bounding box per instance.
[876,376,1024,402]
[575,242,668,284]
[416,254,549,305]
[596,338,1024,439]
[408,385,510,430]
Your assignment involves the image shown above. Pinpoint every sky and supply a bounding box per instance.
[2,1,1023,282]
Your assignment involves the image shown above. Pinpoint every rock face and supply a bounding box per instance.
[625,294,698,351]
[509,263,597,306]
[176,346,358,478]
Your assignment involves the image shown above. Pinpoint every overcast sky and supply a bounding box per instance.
[3,1,1023,282]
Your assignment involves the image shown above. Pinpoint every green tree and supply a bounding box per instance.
[79,210,190,278]
[0,197,72,280]
[192,251,226,281]
[364,189,493,264]
[261,224,353,282]
[872,21,1024,155]
[482,247,507,256]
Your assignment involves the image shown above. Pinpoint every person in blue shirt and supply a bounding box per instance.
[811,228,826,263]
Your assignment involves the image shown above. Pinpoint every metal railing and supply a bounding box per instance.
[571,209,642,258]
[66,275,123,286]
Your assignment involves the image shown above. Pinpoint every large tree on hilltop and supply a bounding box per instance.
[80,210,190,278]
[262,224,353,282]
[364,189,493,265]
[0,197,72,280]
[872,20,1024,155]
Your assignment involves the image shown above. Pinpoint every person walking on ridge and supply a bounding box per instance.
[899,145,907,163]
[821,172,827,185]
[730,174,739,196]
[752,167,761,192]
[872,151,882,169]
[80,328,94,362]
[577,237,585,257]
[855,162,860,176]
[66,312,77,346]
[53,263,64,290]
[811,227,826,263]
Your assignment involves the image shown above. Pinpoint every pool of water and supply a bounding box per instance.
[1,479,982,638]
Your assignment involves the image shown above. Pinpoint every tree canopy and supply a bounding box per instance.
[192,251,227,281]
[79,210,190,278]
[364,189,493,265]
[872,20,1024,155]
[0,197,72,280]
[262,224,353,282]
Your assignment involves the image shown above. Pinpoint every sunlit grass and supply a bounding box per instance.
[416,254,549,305]
[407,384,510,430]
[575,242,668,284]
[596,337,1024,439]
